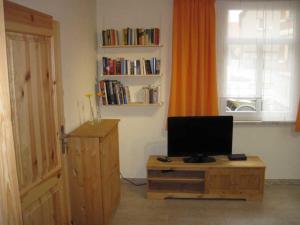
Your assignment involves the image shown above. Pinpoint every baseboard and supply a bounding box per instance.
[265,179,300,185]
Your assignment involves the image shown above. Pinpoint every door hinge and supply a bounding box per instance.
[60,125,68,154]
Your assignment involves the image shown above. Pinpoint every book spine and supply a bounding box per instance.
[127,60,130,75]
[125,86,131,103]
[102,30,105,45]
[156,59,161,74]
[109,81,116,104]
[116,30,119,45]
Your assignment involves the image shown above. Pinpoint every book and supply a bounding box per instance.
[99,80,108,105]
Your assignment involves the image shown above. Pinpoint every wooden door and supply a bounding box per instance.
[4,1,67,225]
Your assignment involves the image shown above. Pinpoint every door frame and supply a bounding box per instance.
[0,0,23,224]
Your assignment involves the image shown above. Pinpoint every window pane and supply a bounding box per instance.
[226,44,257,97]
[226,99,257,112]
[262,44,292,112]
[228,10,294,39]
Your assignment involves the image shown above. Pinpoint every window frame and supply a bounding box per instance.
[217,3,298,122]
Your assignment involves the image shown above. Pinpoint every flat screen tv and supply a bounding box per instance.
[167,116,233,163]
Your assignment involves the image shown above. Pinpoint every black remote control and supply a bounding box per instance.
[157,156,171,162]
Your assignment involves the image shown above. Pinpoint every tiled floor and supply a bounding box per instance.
[111,181,300,225]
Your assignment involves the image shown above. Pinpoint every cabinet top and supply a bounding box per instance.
[147,155,265,170]
[68,119,119,138]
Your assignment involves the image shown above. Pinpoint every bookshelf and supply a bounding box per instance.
[100,74,162,78]
[102,102,164,107]
[97,27,163,107]
[102,44,163,48]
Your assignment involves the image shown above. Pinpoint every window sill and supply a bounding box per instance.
[234,121,295,125]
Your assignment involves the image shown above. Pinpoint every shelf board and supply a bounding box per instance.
[102,102,163,107]
[99,74,162,78]
[148,190,204,195]
[101,44,162,48]
[148,177,204,183]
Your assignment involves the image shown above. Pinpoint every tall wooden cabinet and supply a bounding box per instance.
[67,119,121,225]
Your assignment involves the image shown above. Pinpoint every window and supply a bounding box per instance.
[216,0,300,121]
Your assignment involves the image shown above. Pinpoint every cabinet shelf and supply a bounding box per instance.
[148,177,204,183]
[148,190,204,195]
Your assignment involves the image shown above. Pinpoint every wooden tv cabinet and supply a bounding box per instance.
[147,155,265,201]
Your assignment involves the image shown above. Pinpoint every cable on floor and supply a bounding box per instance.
[120,172,147,186]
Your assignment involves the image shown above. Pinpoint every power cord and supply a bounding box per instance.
[120,172,147,186]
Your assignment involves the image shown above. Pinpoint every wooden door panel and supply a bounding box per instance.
[103,175,113,225]
[6,32,59,191]
[101,127,120,225]
[206,169,234,194]
[232,169,264,192]
[100,127,119,181]
[207,168,265,195]
[110,169,121,215]
[67,137,104,225]
[22,183,63,225]
[111,127,120,171]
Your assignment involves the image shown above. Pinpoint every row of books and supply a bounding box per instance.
[97,80,130,105]
[143,86,160,104]
[102,28,160,46]
[102,57,161,75]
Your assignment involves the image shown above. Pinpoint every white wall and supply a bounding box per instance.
[10,0,300,179]
[12,0,97,132]
[98,0,300,179]
[97,0,173,178]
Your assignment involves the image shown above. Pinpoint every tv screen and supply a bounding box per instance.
[167,116,233,157]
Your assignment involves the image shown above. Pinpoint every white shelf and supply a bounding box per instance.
[99,74,162,78]
[101,44,163,48]
[101,102,163,107]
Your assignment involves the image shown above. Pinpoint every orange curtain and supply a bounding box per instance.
[296,100,300,131]
[168,0,218,117]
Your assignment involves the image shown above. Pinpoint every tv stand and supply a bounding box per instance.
[147,155,265,201]
[183,154,216,163]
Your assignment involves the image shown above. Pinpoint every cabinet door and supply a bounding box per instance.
[101,127,120,179]
[102,169,121,225]
[67,137,104,225]
[110,169,121,216]
[100,127,120,225]
[231,168,264,194]
[206,169,234,194]
[206,168,264,196]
